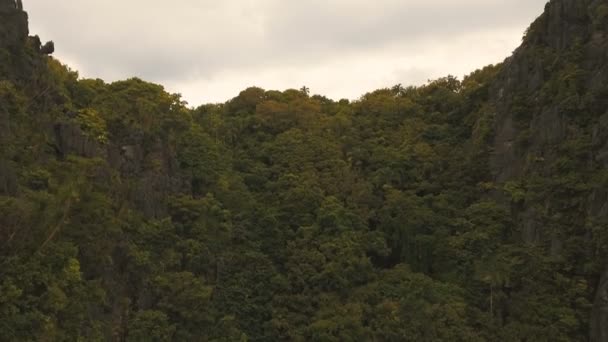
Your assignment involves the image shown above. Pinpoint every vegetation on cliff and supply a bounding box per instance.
[1,0,608,341]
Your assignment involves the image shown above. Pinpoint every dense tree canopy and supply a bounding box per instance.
[2,0,608,341]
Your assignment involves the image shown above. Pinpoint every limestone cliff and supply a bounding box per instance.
[0,0,28,51]
[488,0,608,339]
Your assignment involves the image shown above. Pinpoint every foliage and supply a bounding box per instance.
[1,2,607,341]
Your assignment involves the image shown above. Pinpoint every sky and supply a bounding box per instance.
[24,0,548,106]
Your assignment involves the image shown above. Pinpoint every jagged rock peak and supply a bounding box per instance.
[522,0,608,50]
[0,0,23,11]
[0,0,55,56]
[0,0,28,50]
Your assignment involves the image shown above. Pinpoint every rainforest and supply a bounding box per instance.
[1,0,608,341]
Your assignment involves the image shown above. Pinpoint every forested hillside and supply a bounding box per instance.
[1,0,608,341]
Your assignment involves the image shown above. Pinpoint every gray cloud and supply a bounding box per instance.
[24,0,548,104]
[266,0,544,48]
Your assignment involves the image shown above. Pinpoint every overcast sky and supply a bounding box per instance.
[25,0,548,106]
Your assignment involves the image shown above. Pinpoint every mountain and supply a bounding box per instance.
[490,1,608,340]
[1,0,608,340]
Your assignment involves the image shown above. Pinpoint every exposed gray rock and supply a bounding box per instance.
[593,269,608,342]
[521,207,540,245]
[0,0,27,50]
[0,0,16,10]
[0,107,9,140]
[0,160,18,195]
[40,40,53,54]
[485,1,608,338]
[532,108,566,145]
[53,122,103,158]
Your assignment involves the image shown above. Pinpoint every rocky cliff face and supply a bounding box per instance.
[0,0,28,51]
[0,0,185,218]
[489,0,608,340]
[0,0,28,197]
[492,0,608,184]
[594,270,608,341]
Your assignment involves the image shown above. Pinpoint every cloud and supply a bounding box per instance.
[266,0,543,48]
[24,0,548,105]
